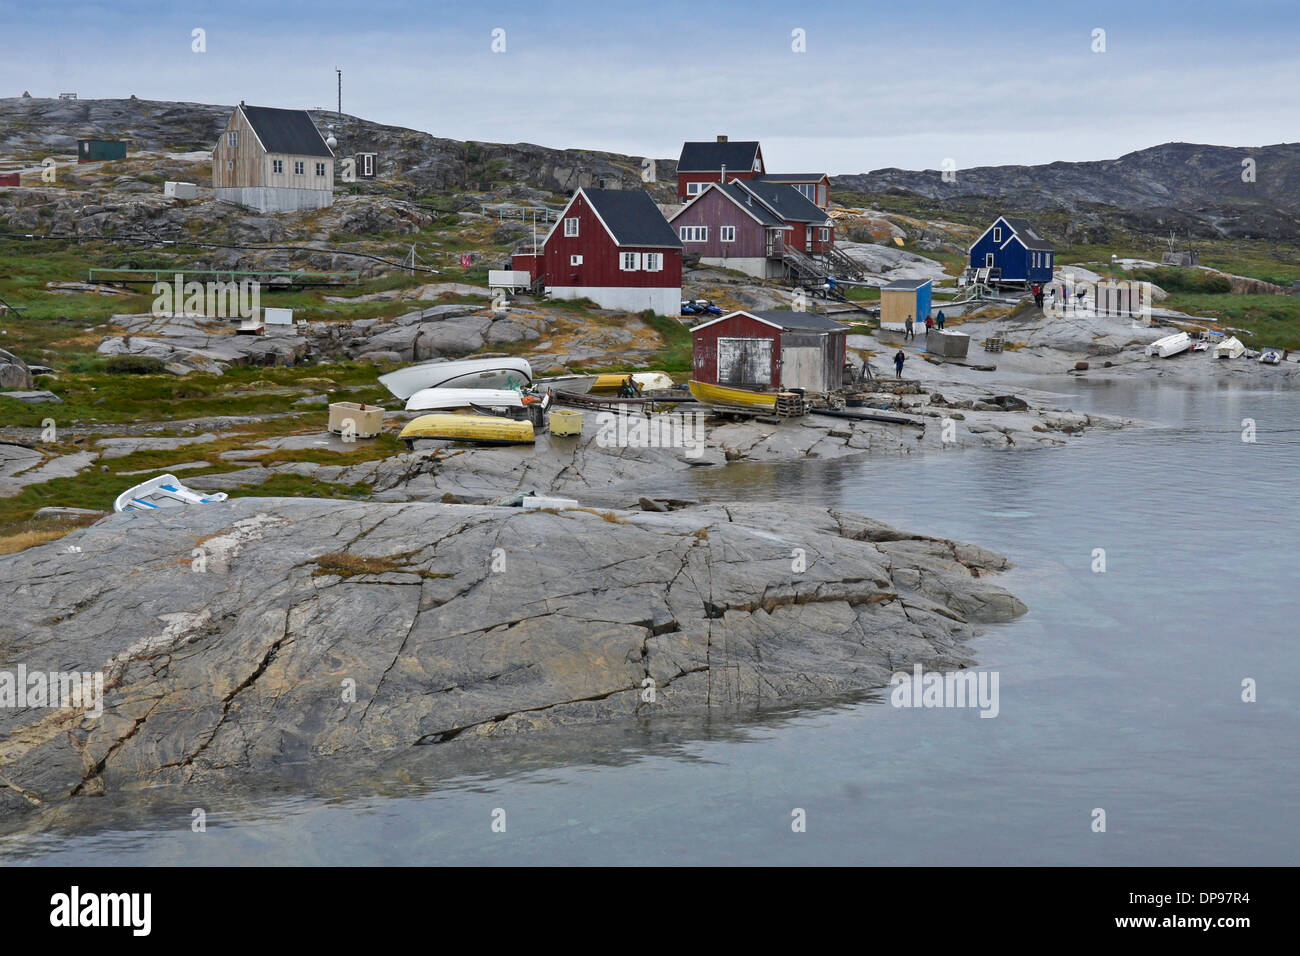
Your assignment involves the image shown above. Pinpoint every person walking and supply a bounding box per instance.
[936,310,946,330]
[904,315,914,340]
[894,349,906,379]
[924,314,935,337]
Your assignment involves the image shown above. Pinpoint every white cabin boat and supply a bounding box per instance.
[379,357,533,400]
[1213,336,1245,360]
[1145,332,1192,359]
[114,474,228,513]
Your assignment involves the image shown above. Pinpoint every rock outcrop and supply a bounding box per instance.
[0,497,1025,819]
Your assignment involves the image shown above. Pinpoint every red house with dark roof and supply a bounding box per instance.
[514,187,682,315]
[676,136,765,199]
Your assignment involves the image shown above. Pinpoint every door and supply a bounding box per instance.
[717,338,772,386]
[781,346,824,391]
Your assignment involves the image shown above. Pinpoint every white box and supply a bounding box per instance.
[164,181,199,199]
[263,307,294,325]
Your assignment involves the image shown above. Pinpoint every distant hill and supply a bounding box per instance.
[832,142,1300,242]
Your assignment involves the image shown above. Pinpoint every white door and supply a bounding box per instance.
[717,338,772,386]
[781,346,824,391]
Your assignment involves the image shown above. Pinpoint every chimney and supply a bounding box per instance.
[716,135,728,143]
[720,163,726,184]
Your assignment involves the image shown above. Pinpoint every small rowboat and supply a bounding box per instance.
[1145,332,1192,358]
[590,371,676,393]
[1214,336,1245,359]
[114,474,228,513]
[688,380,778,409]
[405,387,531,412]
[379,357,533,400]
[399,414,535,447]
[1259,349,1283,365]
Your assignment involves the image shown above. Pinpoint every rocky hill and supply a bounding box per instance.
[833,142,1300,241]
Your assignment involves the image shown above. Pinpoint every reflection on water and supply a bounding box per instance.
[4,381,1298,865]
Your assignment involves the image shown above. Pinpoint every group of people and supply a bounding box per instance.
[1034,282,1088,311]
[902,310,945,340]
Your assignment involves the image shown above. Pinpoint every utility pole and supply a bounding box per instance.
[336,67,342,119]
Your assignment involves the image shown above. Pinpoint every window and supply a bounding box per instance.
[272,159,283,174]
[818,227,830,242]
[1046,253,1052,268]
[227,131,237,148]
[620,252,641,271]
[794,184,815,201]
[294,160,304,175]
[643,252,663,272]
[564,217,579,237]
[985,253,995,267]
[679,226,707,242]
[569,254,583,266]
[752,156,762,172]
[362,154,374,176]
[226,160,233,171]
[315,162,325,176]
[720,226,736,242]
[817,183,827,206]
[992,227,1002,242]
[686,182,706,196]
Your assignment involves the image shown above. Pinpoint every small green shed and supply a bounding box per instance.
[77,140,127,163]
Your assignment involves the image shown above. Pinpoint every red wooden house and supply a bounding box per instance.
[691,310,848,392]
[668,179,834,280]
[676,136,764,200]
[758,172,831,209]
[513,187,682,315]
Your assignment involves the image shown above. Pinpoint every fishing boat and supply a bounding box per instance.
[1145,331,1192,358]
[1259,348,1283,365]
[399,414,535,447]
[405,387,533,412]
[379,357,533,400]
[1214,336,1245,360]
[590,371,676,393]
[114,474,228,513]
[688,380,778,410]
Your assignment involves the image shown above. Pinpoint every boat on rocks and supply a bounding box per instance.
[1145,332,1192,358]
[379,357,533,400]
[399,414,536,447]
[114,474,229,513]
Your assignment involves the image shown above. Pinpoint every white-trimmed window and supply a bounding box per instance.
[794,184,815,201]
[315,162,326,176]
[227,131,238,148]
[679,226,707,242]
[985,253,995,267]
[570,254,583,266]
[752,156,762,172]
[686,181,706,196]
[564,217,579,237]
[1046,253,1052,268]
[643,252,663,272]
[992,227,1002,242]
[720,226,736,242]
[818,227,830,242]
[620,252,641,271]
[272,159,283,174]
[294,160,304,175]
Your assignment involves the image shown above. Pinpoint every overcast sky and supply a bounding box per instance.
[2,0,1296,173]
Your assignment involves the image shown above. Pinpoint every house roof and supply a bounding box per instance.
[579,188,683,248]
[668,182,789,228]
[692,309,847,333]
[238,105,333,158]
[757,172,828,183]
[881,278,933,291]
[677,140,761,173]
[999,216,1053,251]
[733,179,829,224]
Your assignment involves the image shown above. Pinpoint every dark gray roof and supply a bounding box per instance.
[1000,216,1053,250]
[749,310,848,332]
[583,189,682,248]
[757,172,828,183]
[882,278,932,291]
[734,179,828,223]
[240,105,333,158]
[677,140,761,172]
[714,182,788,227]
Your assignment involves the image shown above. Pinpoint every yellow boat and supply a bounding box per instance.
[589,371,676,392]
[688,380,779,409]
[400,414,535,447]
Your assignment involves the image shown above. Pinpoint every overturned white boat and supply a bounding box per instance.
[114,474,228,513]
[379,357,532,400]
[1145,331,1192,358]
[1214,336,1246,360]
[405,387,533,412]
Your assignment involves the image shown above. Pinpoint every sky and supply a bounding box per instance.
[1,0,1297,174]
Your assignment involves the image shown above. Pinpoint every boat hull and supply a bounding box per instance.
[1214,336,1245,360]
[114,474,229,513]
[688,380,778,409]
[1145,332,1191,358]
[405,387,529,412]
[379,357,533,400]
[399,414,535,446]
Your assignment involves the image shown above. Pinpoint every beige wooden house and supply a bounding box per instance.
[212,102,334,213]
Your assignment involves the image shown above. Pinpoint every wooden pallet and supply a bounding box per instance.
[984,335,1005,353]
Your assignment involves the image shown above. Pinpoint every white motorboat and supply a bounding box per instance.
[379,357,533,400]
[1259,348,1283,365]
[1145,331,1192,358]
[114,474,228,513]
[405,387,532,412]
[1213,336,1245,360]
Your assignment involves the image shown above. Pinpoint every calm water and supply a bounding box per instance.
[5,380,1298,865]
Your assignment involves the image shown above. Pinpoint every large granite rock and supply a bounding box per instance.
[0,348,34,390]
[0,497,1024,818]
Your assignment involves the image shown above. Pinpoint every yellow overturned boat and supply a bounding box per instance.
[400,413,535,447]
[687,380,778,410]
[589,371,676,393]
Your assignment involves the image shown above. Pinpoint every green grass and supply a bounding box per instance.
[1161,293,1300,349]
[640,313,692,372]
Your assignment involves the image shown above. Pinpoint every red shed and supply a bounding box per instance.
[691,310,848,392]
[0,173,19,187]
[539,187,682,315]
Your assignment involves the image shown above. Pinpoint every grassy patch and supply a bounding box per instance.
[0,512,101,554]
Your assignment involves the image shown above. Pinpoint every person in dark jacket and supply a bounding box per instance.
[894,350,906,378]
[936,310,946,330]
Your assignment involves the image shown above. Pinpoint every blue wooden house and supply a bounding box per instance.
[968,216,1054,284]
